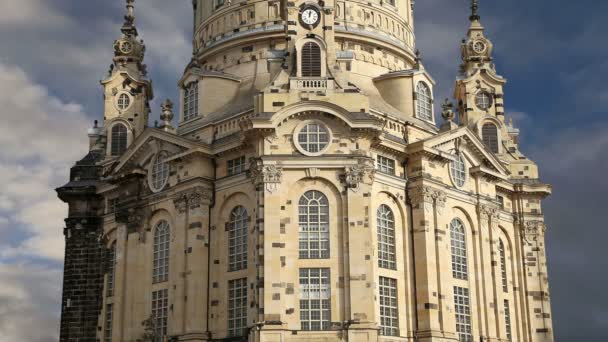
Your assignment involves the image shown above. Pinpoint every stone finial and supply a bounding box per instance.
[414,49,423,69]
[159,99,175,132]
[125,0,135,25]
[440,99,458,132]
[470,0,480,22]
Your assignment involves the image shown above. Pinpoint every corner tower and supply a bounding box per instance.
[101,0,153,156]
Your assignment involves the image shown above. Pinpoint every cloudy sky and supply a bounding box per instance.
[0,0,606,341]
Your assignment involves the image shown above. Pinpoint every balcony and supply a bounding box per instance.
[290,77,333,91]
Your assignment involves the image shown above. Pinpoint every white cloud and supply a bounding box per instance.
[0,0,70,28]
[0,60,90,261]
[0,262,61,342]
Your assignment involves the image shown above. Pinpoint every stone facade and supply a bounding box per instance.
[57,1,554,341]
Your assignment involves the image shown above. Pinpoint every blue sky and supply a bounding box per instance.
[0,0,606,341]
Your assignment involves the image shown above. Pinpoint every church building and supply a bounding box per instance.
[57,1,555,341]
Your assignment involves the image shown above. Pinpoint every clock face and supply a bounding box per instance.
[473,41,486,53]
[120,41,133,54]
[301,7,320,26]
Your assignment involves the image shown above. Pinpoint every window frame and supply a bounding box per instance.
[110,123,128,156]
[227,156,247,176]
[301,42,322,77]
[149,152,170,193]
[475,91,493,110]
[482,123,500,153]
[379,276,399,336]
[295,121,332,156]
[299,268,331,331]
[415,81,433,122]
[450,218,469,280]
[376,155,396,175]
[377,205,397,270]
[228,278,248,337]
[499,239,508,293]
[151,289,169,342]
[454,286,473,342]
[228,206,248,272]
[116,93,131,111]
[449,152,467,188]
[153,221,170,284]
[183,81,199,122]
[298,191,330,259]
[107,242,116,297]
[104,303,113,342]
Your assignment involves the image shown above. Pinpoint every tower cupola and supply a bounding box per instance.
[101,0,154,157]
[460,0,495,77]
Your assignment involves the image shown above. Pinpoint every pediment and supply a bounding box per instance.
[107,128,211,177]
[408,126,510,180]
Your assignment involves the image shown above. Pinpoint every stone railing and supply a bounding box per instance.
[290,77,333,91]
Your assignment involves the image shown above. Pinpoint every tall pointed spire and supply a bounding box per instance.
[470,0,480,22]
[112,0,146,75]
[122,0,138,36]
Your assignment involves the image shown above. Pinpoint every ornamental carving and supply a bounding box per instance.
[249,158,283,193]
[342,163,375,191]
[408,186,447,213]
[173,186,212,213]
[522,220,545,244]
[477,203,499,221]
[115,206,150,240]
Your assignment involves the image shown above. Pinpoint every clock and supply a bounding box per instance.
[472,41,486,54]
[120,41,133,54]
[300,6,321,28]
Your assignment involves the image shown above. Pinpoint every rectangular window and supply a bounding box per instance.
[151,289,169,342]
[228,278,248,336]
[104,304,113,342]
[496,195,505,209]
[376,155,396,175]
[454,286,473,342]
[299,268,331,331]
[227,156,247,176]
[107,244,116,297]
[183,82,199,121]
[504,300,512,341]
[379,277,399,336]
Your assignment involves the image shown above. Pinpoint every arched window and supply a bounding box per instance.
[377,205,396,270]
[153,221,170,283]
[107,242,116,297]
[416,82,433,121]
[482,123,499,153]
[450,218,468,280]
[301,42,322,77]
[111,123,128,156]
[499,239,508,293]
[298,191,329,259]
[228,206,248,271]
[183,81,199,121]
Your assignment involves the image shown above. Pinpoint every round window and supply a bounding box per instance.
[117,93,131,111]
[450,152,467,188]
[475,91,493,110]
[296,122,331,155]
[149,152,169,192]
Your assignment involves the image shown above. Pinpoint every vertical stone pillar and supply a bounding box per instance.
[407,185,442,341]
[173,187,213,340]
[477,204,500,342]
[250,159,286,341]
[342,162,379,341]
[520,220,554,342]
